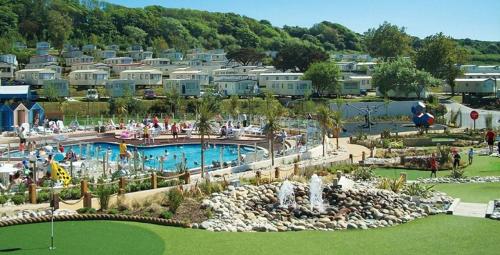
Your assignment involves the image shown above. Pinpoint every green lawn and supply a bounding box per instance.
[374,156,500,180]
[1,216,500,254]
[433,183,500,203]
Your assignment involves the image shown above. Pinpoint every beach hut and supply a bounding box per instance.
[0,104,13,131]
[10,103,29,129]
[26,102,45,127]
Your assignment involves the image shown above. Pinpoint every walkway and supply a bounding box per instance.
[452,201,488,218]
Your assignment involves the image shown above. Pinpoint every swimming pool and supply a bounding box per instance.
[8,142,261,171]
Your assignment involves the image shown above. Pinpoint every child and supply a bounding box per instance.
[468,148,474,164]
[453,151,461,170]
[430,153,438,178]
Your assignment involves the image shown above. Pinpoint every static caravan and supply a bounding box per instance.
[111,63,145,74]
[69,69,109,87]
[142,58,171,66]
[98,50,117,59]
[258,73,303,88]
[10,103,29,128]
[103,57,133,65]
[451,78,499,95]
[0,62,16,79]
[36,42,50,55]
[119,69,162,87]
[163,79,201,97]
[265,80,312,97]
[25,63,62,78]
[0,54,18,66]
[105,79,136,98]
[128,51,153,61]
[461,65,500,73]
[159,50,183,61]
[43,79,70,97]
[62,50,83,59]
[340,80,361,95]
[170,70,209,86]
[71,63,110,73]
[463,73,500,79]
[26,102,45,127]
[15,69,56,86]
[82,44,97,53]
[347,75,372,90]
[106,45,120,51]
[29,55,57,64]
[216,79,259,97]
[65,55,94,66]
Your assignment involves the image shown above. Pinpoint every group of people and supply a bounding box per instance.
[219,121,242,138]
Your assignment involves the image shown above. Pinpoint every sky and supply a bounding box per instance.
[107,0,500,41]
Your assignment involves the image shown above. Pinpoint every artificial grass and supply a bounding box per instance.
[433,183,500,203]
[2,216,500,255]
[0,221,164,255]
[374,155,500,180]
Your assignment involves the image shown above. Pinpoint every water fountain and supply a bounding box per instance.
[278,180,296,208]
[309,174,324,212]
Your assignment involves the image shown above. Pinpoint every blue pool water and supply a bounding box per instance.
[10,142,260,171]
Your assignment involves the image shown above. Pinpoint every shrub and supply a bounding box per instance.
[352,167,375,181]
[37,191,50,203]
[160,210,173,219]
[76,207,97,214]
[11,194,26,205]
[96,179,115,211]
[328,164,358,174]
[0,195,8,205]
[448,168,465,179]
[403,183,434,198]
[107,208,119,214]
[377,177,405,193]
[199,181,223,195]
[167,188,184,213]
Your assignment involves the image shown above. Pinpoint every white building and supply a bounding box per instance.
[216,79,259,96]
[258,73,303,87]
[15,69,56,86]
[25,63,62,79]
[450,78,499,95]
[29,55,57,64]
[105,79,136,97]
[119,69,163,87]
[142,58,171,66]
[65,55,94,66]
[71,63,110,73]
[163,79,201,97]
[344,75,372,90]
[265,80,312,97]
[104,57,134,65]
[463,73,500,79]
[69,69,109,87]
[460,65,500,73]
[170,70,209,86]
[128,51,153,61]
[0,63,16,79]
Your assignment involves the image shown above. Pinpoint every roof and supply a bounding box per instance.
[216,79,256,83]
[455,78,493,82]
[70,69,108,74]
[26,102,42,110]
[171,70,203,74]
[349,76,372,79]
[260,72,303,76]
[464,73,500,76]
[17,69,56,73]
[120,69,162,74]
[0,86,30,95]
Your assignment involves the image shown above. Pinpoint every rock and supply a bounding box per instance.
[292,225,306,231]
[347,223,358,229]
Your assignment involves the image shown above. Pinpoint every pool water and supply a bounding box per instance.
[11,142,259,171]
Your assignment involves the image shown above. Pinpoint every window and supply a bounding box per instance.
[288,84,293,89]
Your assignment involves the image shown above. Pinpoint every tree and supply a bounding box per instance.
[47,10,72,55]
[44,83,66,114]
[226,47,265,66]
[373,58,438,99]
[221,96,240,120]
[0,6,18,37]
[152,37,168,57]
[303,61,341,96]
[316,105,334,157]
[260,93,286,166]
[273,41,328,72]
[365,21,412,59]
[416,33,469,96]
[331,110,344,149]
[196,93,219,177]
[123,25,147,46]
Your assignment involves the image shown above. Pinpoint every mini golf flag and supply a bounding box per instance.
[51,162,72,187]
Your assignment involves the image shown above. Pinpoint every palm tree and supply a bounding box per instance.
[196,94,219,177]
[261,93,286,166]
[332,111,344,149]
[316,105,334,157]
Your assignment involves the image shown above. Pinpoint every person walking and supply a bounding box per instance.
[468,148,474,165]
[453,151,461,170]
[18,127,26,153]
[119,140,128,160]
[485,129,496,155]
[430,153,438,178]
[171,122,179,140]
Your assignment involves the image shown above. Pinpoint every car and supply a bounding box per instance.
[86,89,99,101]
[143,89,156,99]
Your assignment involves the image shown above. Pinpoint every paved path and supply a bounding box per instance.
[453,202,488,218]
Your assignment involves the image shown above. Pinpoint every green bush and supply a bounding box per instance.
[403,183,434,198]
[328,164,358,174]
[352,167,375,181]
[377,177,405,193]
[59,188,81,200]
[11,194,26,205]
[107,208,119,215]
[76,207,97,214]
[198,182,223,195]
[96,179,115,211]
[448,168,465,179]
[0,195,8,205]
[37,191,50,203]
[160,210,173,219]
[167,188,184,213]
